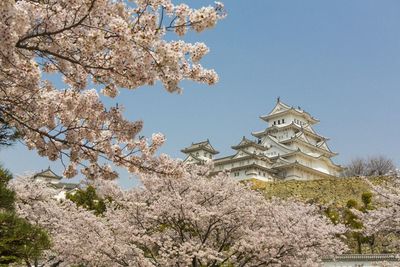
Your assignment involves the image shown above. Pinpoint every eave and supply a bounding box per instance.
[231,136,267,151]
[263,134,295,153]
[282,150,343,171]
[230,163,276,173]
[231,143,267,151]
[260,108,319,125]
[181,147,219,155]
[273,162,337,179]
[33,169,62,180]
[210,163,277,175]
[280,137,337,157]
[214,153,273,165]
[252,122,328,141]
[181,140,219,155]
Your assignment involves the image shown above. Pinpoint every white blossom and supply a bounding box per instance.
[12,165,347,266]
[1,0,226,179]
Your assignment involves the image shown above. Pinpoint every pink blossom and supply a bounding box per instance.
[12,165,347,266]
[1,0,226,179]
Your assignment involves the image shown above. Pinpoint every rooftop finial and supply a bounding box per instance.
[277,96,280,103]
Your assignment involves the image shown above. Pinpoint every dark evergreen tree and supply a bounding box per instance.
[0,165,51,266]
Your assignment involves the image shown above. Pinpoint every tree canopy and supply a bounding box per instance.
[0,165,50,266]
[12,165,347,266]
[1,0,225,180]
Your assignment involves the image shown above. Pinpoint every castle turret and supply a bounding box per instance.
[181,139,219,164]
[182,99,343,181]
[252,99,342,180]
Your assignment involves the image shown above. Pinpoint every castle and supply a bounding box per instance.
[33,168,79,199]
[181,99,343,181]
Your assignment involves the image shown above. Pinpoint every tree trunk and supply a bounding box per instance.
[357,236,362,254]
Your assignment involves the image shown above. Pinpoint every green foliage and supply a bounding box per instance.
[249,176,389,207]
[249,177,396,254]
[361,191,374,211]
[344,200,362,229]
[0,121,20,147]
[346,199,358,209]
[325,206,340,225]
[0,165,15,212]
[0,212,50,266]
[343,198,373,254]
[67,185,107,216]
[0,165,51,265]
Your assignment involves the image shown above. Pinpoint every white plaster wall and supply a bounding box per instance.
[305,134,319,145]
[195,150,213,160]
[35,177,59,184]
[230,168,272,181]
[269,114,307,127]
[264,145,287,157]
[285,154,331,175]
[282,168,301,180]
[290,142,312,154]
[241,146,264,155]
[274,129,291,141]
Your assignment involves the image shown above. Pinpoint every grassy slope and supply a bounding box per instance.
[248,176,390,207]
[246,176,397,254]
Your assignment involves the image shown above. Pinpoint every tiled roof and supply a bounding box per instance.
[181,139,219,154]
[33,168,62,180]
[231,136,267,151]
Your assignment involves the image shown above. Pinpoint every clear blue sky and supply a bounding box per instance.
[1,0,400,187]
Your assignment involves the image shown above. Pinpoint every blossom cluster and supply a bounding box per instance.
[12,165,347,266]
[358,170,400,249]
[1,0,225,179]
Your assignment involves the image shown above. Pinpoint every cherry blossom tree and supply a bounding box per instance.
[358,170,400,251]
[12,165,347,267]
[1,0,225,179]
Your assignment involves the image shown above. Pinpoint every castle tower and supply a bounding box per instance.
[251,98,342,180]
[181,140,219,164]
[181,99,343,181]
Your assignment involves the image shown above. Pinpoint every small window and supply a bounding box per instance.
[282,119,285,123]
[274,121,276,125]
[278,120,281,124]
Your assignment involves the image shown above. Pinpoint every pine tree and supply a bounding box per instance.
[0,165,50,266]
